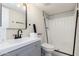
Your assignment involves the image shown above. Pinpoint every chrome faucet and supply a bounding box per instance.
[14,29,23,39]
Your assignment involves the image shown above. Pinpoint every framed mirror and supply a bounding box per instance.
[2,3,27,29]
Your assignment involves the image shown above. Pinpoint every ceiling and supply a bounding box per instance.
[2,3,76,16]
[34,3,76,15]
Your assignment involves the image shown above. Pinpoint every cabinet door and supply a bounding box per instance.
[17,41,41,56]
[27,44,41,56]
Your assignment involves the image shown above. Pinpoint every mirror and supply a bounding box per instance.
[2,3,27,29]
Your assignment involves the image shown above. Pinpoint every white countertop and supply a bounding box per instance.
[0,37,41,55]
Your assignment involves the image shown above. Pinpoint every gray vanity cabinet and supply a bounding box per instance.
[2,41,41,56]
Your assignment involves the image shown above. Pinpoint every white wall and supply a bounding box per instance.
[27,4,47,43]
[2,4,46,43]
[48,11,76,55]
